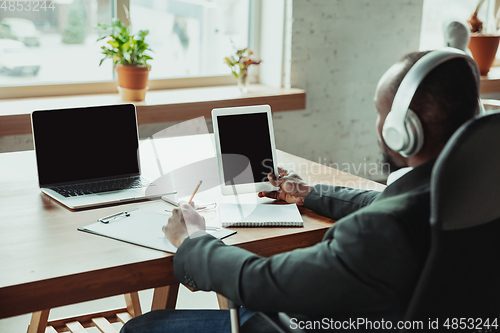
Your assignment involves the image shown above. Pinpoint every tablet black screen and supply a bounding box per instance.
[217,112,274,185]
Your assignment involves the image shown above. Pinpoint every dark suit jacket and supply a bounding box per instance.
[174,160,434,322]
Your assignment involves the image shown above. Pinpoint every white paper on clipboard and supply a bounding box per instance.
[78,209,236,253]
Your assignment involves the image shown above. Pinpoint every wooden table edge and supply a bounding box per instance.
[0,222,329,319]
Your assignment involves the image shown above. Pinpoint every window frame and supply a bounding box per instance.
[0,0,259,100]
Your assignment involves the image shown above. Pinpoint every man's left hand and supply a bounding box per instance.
[162,201,206,248]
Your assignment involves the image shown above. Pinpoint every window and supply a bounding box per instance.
[0,0,113,86]
[420,0,497,50]
[130,0,250,79]
[0,0,252,94]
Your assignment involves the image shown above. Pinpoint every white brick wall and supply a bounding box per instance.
[273,0,423,180]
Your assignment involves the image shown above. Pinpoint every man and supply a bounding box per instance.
[121,51,478,332]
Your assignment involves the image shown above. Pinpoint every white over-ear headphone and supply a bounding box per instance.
[382,47,483,157]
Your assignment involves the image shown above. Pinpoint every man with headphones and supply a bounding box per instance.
[122,48,480,332]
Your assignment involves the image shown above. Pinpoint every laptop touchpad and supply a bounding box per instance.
[97,189,140,201]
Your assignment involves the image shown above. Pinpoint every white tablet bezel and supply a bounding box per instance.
[212,105,279,195]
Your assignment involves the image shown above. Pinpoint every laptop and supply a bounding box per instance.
[31,104,171,209]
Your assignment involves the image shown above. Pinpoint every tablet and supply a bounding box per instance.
[212,105,279,195]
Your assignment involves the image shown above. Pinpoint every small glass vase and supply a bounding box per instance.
[237,69,249,93]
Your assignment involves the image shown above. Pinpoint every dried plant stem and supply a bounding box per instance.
[475,0,486,15]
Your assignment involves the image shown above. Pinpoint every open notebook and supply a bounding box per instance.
[219,203,304,227]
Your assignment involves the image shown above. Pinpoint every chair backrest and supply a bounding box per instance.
[402,113,500,331]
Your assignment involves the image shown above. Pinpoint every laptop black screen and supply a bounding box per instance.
[32,104,140,186]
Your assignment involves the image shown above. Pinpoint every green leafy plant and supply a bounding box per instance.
[224,48,261,79]
[97,18,152,67]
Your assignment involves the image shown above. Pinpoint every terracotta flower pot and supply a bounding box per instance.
[115,65,150,101]
[468,35,500,76]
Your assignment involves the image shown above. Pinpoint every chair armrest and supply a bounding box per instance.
[227,300,240,333]
[257,312,307,333]
[226,300,306,333]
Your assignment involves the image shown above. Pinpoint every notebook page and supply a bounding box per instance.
[219,203,303,225]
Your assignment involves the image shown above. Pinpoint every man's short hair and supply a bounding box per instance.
[390,51,478,149]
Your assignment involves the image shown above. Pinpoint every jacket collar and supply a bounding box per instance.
[375,159,436,201]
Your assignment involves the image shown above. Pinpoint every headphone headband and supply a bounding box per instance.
[382,48,481,157]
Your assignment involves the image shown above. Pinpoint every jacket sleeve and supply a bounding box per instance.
[174,210,420,317]
[303,185,381,220]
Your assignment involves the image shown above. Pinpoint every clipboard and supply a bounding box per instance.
[78,209,236,253]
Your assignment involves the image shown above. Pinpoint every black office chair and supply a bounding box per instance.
[228,299,305,333]
[402,113,500,331]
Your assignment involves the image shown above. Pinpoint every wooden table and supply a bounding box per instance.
[0,134,385,322]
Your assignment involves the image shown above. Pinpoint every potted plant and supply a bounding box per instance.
[224,48,261,93]
[97,19,153,101]
[468,0,500,75]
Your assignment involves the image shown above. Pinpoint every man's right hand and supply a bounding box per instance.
[258,167,312,206]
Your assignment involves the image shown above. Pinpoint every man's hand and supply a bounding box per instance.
[162,201,206,248]
[258,167,312,206]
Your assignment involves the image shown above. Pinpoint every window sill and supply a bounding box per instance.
[480,66,500,94]
[0,84,306,137]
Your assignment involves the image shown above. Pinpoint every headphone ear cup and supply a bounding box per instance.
[382,110,407,152]
[401,109,424,157]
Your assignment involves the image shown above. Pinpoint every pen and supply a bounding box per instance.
[188,180,202,204]
[161,196,179,207]
[98,211,130,223]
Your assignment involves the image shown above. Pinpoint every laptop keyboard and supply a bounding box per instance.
[51,177,151,197]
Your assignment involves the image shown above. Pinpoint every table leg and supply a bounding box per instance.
[124,292,142,317]
[27,309,50,333]
[151,283,179,310]
[216,294,229,310]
